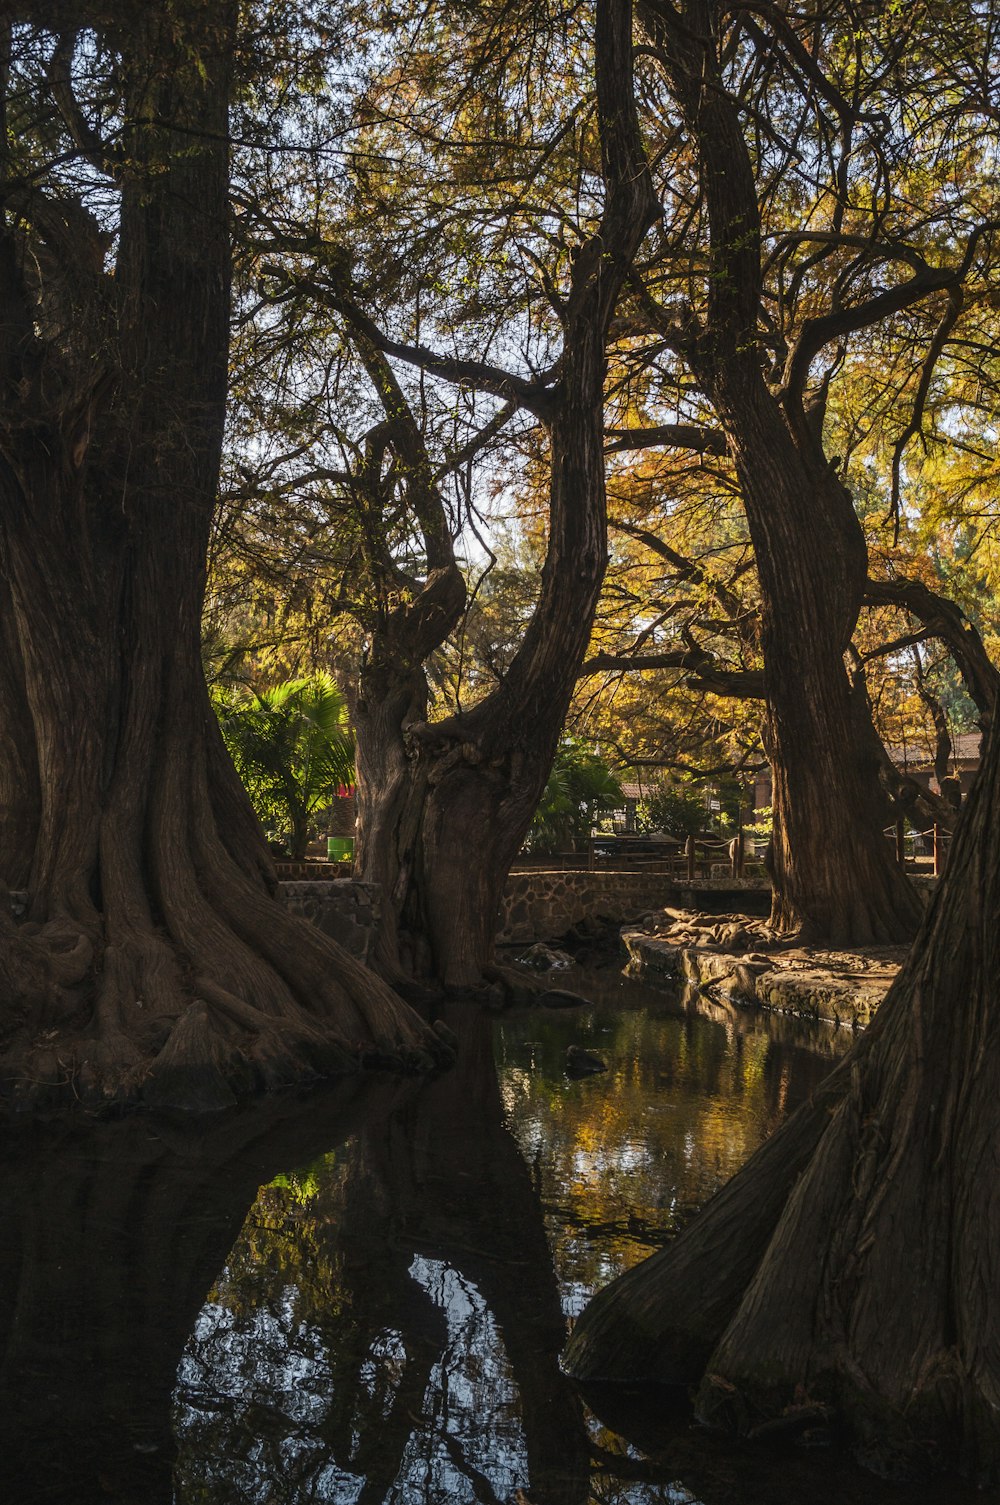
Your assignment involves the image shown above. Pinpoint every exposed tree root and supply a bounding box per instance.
[0,883,454,1116]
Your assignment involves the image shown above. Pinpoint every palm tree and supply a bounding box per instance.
[524,741,624,855]
[215,674,356,859]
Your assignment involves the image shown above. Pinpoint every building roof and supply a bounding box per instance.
[887,730,981,767]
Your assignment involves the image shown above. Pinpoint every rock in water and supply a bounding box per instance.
[565,1044,608,1077]
[518,943,574,971]
[537,989,590,1009]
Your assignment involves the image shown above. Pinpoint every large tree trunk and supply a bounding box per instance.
[0,6,442,1115]
[717,376,923,943]
[355,383,630,991]
[566,714,1000,1484]
[354,0,656,991]
[0,573,38,889]
[640,0,922,945]
[356,683,531,991]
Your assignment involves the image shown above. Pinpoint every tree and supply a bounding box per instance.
[228,0,657,992]
[636,782,707,839]
[216,673,355,859]
[565,705,1000,1482]
[0,5,442,1114]
[601,0,1000,943]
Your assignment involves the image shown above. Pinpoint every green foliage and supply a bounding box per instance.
[745,804,773,847]
[525,741,623,855]
[215,673,355,858]
[636,783,707,839]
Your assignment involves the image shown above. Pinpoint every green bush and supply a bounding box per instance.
[525,741,624,855]
[214,673,355,859]
[636,783,706,838]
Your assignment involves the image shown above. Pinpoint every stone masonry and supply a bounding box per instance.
[279,878,380,964]
[498,870,684,943]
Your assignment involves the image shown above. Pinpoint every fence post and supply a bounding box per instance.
[731,827,745,878]
[895,816,905,869]
[933,823,944,877]
[685,833,697,881]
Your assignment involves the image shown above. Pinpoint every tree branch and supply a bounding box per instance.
[47,33,123,180]
[864,575,999,725]
[605,421,727,455]
[583,646,763,698]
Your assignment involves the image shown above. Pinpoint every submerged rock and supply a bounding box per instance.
[565,1045,607,1077]
[518,943,574,971]
[537,988,590,1009]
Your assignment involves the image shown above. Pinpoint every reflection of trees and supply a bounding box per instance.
[0,974,872,1505]
[580,1385,975,1505]
[495,975,852,1298]
[177,1008,591,1505]
[0,1077,391,1504]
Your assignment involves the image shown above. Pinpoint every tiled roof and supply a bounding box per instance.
[887,730,981,766]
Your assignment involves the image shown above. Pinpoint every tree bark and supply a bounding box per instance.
[0,6,442,1115]
[354,0,657,990]
[0,573,38,890]
[638,0,923,944]
[566,715,1000,1484]
[716,378,921,943]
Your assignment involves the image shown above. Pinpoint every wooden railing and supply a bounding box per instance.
[586,832,758,879]
[884,821,951,877]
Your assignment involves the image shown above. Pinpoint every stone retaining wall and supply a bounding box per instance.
[497,870,681,943]
[622,929,893,1030]
[278,878,381,964]
[283,871,771,954]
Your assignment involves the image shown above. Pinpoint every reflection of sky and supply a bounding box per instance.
[175,1289,359,1502]
[173,1253,529,1504]
[398,1255,527,1505]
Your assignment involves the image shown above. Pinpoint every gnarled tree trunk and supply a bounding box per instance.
[638,0,930,944]
[355,386,625,990]
[566,713,1000,1484]
[714,374,922,943]
[0,6,441,1115]
[354,0,657,991]
[0,573,37,888]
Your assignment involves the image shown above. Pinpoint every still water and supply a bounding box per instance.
[0,968,987,1504]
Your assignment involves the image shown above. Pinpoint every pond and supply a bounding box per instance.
[0,965,990,1505]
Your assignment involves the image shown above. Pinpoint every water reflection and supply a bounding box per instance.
[0,1077,398,1504]
[2,972,985,1504]
[174,1007,588,1504]
[495,967,849,1309]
